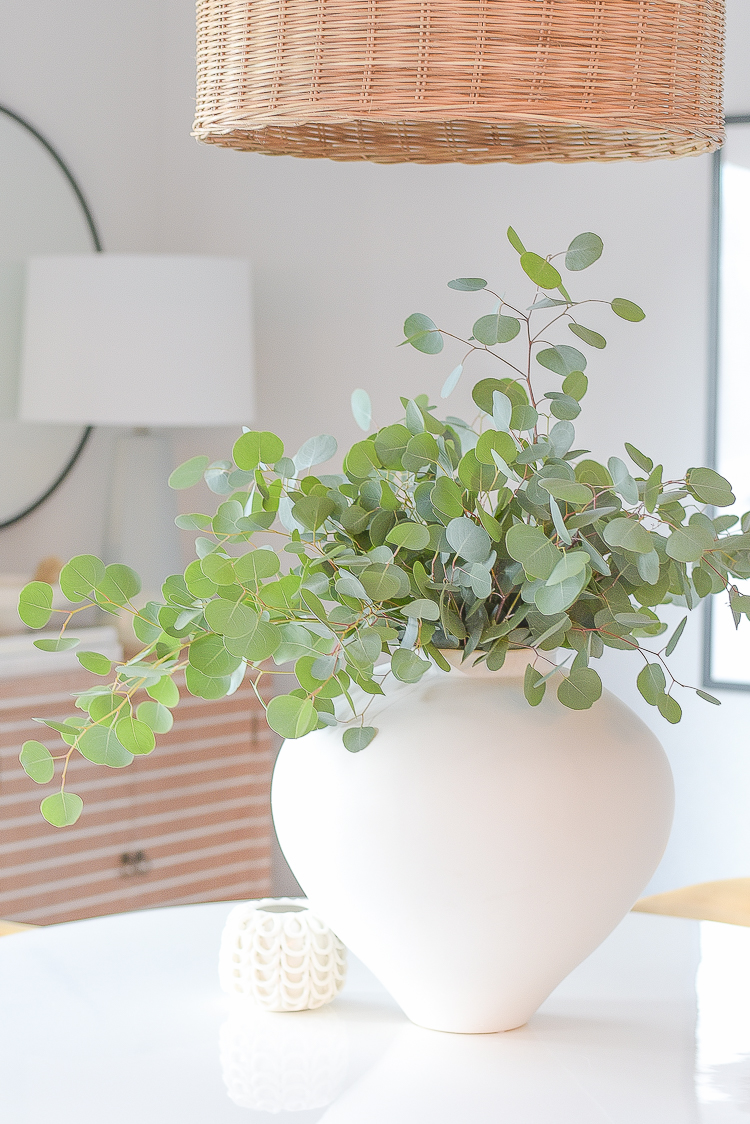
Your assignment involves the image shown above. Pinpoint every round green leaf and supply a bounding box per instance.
[506,524,562,580]
[96,564,141,606]
[520,253,562,290]
[536,345,587,376]
[665,523,714,564]
[447,278,487,291]
[611,298,645,322]
[386,522,431,551]
[374,424,410,469]
[224,618,280,662]
[233,431,284,470]
[403,599,440,621]
[472,377,528,413]
[78,725,134,768]
[184,666,232,700]
[569,323,606,349]
[403,313,443,354]
[473,313,521,347]
[204,598,259,638]
[266,694,318,739]
[657,693,682,724]
[602,517,653,555]
[343,726,378,752]
[335,573,368,601]
[686,467,735,508]
[390,648,431,683]
[565,233,603,272]
[168,455,210,490]
[189,634,242,678]
[358,565,405,602]
[523,665,546,706]
[546,551,589,585]
[20,741,55,784]
[547,393,581,421]
[430,476,465,518]
[133,602,163,645]
[34,637,80,652]
[294,655,342,696]
[234,548,281,586]
[76,651,112,676]
[294,434,338,472]
[175,513,212,531]
[534,569,587,615]
[475,430,516,468]
[59,555,105,601]
[146,676,180,708]
[446,517,492,563]
[637,663,667,705]
[18,581,53,629]
[137,700,175,733]
[402,432,440,473]
[40,791,83,827]
[200,552,236,586]
[538,478,592,506]
[562,371,588,401]
[115,717,156,756]
[557,667,602,710]
[292,494,336,531]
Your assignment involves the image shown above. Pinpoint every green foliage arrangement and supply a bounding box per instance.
[18,226,750,827]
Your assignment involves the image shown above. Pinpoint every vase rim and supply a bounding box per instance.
[442,647,558,679]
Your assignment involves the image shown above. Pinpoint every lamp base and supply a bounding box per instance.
[106,429,181,597]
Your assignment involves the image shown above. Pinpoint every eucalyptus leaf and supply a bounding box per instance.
[445,517,492,563]
[351,389,372,431]
[565,232,603,271]
[557,667,602,710]
[20,740,55,784]
[169,455,210,490]
[611,298,645,322]
[60,555,105,602]
[40,792,83,828]
[402,313,443,354]
[520,253,562,290]
[569,323,606,349]
[294,434,338,472]
[343,726,378,752]
[18,582,53,629]
[448,277,487,291]
[441,365,463,398]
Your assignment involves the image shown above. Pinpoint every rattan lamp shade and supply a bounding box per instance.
[194,0,725,165]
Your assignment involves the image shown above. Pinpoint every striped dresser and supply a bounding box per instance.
[0,658,273,924]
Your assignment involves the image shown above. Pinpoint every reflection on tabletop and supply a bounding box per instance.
[3,903,750,1121]
[219,912,750,1123]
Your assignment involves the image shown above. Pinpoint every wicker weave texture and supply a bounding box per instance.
[194,0,725,163]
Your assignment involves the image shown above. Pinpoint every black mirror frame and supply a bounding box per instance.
[0,104,102,531]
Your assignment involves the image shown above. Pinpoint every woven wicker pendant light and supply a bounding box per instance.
[194,0,725,164]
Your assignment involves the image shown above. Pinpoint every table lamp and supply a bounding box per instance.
[19,254,254,593]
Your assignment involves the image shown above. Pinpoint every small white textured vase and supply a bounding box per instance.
[219,898,347,1011]
[272,651,674,1034]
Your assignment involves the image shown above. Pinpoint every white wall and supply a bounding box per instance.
[0,0,749,892]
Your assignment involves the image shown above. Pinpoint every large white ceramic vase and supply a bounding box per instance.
[271,650,674,1034]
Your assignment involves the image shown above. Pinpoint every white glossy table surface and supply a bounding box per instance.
[1,902,749,1122]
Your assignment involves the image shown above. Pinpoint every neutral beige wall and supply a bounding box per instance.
[0,0,749,892]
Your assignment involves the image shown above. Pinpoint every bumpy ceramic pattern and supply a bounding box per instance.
[219,898,347,1011]
[272,652,675,1033]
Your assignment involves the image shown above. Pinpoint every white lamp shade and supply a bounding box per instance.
[19,254,254,426]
